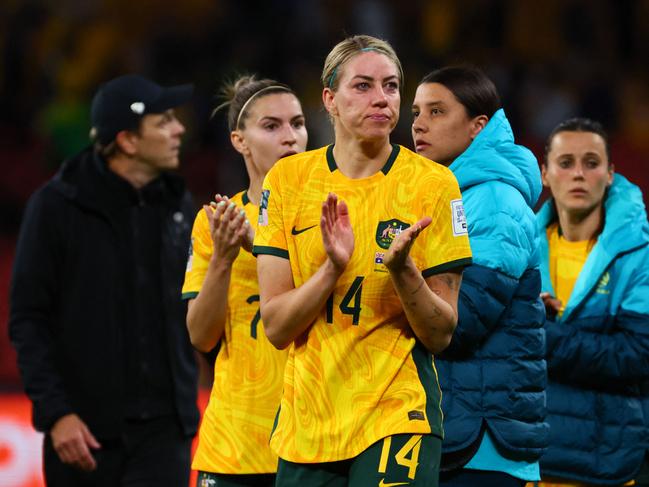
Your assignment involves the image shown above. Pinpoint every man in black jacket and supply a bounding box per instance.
[9,74,199,486]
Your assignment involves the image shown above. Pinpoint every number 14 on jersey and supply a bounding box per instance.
[325,276,364,326]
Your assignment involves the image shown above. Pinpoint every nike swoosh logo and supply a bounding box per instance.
[291,225,317,235]
[378,480,409,487]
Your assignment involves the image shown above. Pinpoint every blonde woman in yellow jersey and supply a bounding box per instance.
[253,35,472,487]
[182,76,308,487]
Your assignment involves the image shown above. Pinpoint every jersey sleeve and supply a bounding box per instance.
[252,167,289,259]
[181,209,213,299]
[419,171,473,277]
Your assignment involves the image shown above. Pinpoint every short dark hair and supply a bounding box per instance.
[92,119,143,159]
[544,117,611,165]
[419,65,501,118]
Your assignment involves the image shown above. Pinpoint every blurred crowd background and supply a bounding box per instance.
[1,0,648,387]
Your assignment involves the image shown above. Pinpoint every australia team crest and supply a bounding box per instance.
[375,219,410,249]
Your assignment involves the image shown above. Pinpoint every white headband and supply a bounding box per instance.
[235,85,290,129]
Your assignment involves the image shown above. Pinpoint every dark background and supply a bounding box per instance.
[1,0,648,386]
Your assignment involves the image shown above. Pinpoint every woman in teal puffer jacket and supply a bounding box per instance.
[412,65,547,487]
[538,117,649,486]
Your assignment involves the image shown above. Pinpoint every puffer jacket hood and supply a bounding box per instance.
[451,108,541,210]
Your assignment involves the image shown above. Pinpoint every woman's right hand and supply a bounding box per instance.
[204,196,249,266]
[321,192,354,271]
[540,292,562,319]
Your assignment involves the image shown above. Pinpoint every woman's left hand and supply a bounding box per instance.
[384,216,432,271]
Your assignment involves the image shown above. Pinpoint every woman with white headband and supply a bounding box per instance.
[182,75,308,486]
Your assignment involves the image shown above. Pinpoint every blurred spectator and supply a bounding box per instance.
[9,74,199,486]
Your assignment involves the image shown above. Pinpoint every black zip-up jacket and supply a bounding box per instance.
[9,147,199,439]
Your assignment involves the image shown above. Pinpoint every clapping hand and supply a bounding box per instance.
[383,217,432,272]
[320,193,354,271]
[204,195,251,264]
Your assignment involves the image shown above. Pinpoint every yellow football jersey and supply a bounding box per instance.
[253,144,472,463]
[547,223,597,317]
[182,190,288,474]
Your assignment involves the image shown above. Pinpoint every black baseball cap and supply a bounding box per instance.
[90,74,193,145]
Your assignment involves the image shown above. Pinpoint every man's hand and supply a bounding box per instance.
[50,413,101,471]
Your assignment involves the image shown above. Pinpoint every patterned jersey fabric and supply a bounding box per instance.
[183,190,288,473]
[253,144,472,463]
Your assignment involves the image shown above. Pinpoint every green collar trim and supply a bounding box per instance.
[326,144,400,175]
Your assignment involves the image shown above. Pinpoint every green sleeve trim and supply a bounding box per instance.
[252,245,289,259]
[181,291,199,300]
[422,257,472,278]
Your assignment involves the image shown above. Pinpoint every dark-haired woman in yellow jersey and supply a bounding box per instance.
[533,118,649,487]
[253,35,472,487]
[181,76,307,486]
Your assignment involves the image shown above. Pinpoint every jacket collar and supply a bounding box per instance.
[50,146,186,214]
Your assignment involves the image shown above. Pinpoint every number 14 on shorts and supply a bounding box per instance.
[361,433,441,487]
[379,435,422,482]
